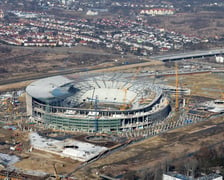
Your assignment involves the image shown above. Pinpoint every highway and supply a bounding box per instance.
[0,48,223,87]
[151,48,224,61]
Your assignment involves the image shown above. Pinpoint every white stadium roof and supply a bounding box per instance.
[26,73,163,109]
[26,76,73,99]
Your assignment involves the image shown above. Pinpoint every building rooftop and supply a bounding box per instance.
[26,76,73,100]
[29,132,107,162]
[164,172,223,180]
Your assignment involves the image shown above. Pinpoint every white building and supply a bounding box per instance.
[140,8,175,16]
[215,56,224,63]
[163,173,223,180]
[86,10,98,16]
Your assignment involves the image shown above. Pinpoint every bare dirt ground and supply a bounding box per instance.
[0,44,125,82]
[0,127,122,177]
[59,68,224,179]
[75,116,224,179]
[14,150,81,175]
[165,72,224,99]
[0,81,32,93]
[0,55,163,92]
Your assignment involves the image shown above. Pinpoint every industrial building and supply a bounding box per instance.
[26,73,171,132]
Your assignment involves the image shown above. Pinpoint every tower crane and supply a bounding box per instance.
[94,95,99,132]
[218,85,224,100]
[89,87,95,109]
[120,88,128,110]
[88,95,99,132]
[175,62,179,111]
[132,67,142,80]
[120,67,142,110]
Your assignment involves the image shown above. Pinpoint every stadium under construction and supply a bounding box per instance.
[26,73,172,132]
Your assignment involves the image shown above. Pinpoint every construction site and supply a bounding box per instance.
[0,56,224,179]
[25,72,172,132]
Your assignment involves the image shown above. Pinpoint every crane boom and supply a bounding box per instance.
[175,62,179,111]
[94,95,99,132]
[120,67,142,110]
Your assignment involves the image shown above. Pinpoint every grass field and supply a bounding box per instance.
[166,72,224,99]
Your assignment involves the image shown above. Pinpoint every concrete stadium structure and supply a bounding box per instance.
[26,73,171,132]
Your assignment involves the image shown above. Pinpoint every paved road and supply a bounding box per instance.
[1,48,223,86]
[151,48,224,61]
[0,60,161,86]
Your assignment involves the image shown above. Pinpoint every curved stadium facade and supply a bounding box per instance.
[26,73,171,132]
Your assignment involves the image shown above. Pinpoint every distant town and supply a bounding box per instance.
[1,0,224,56]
